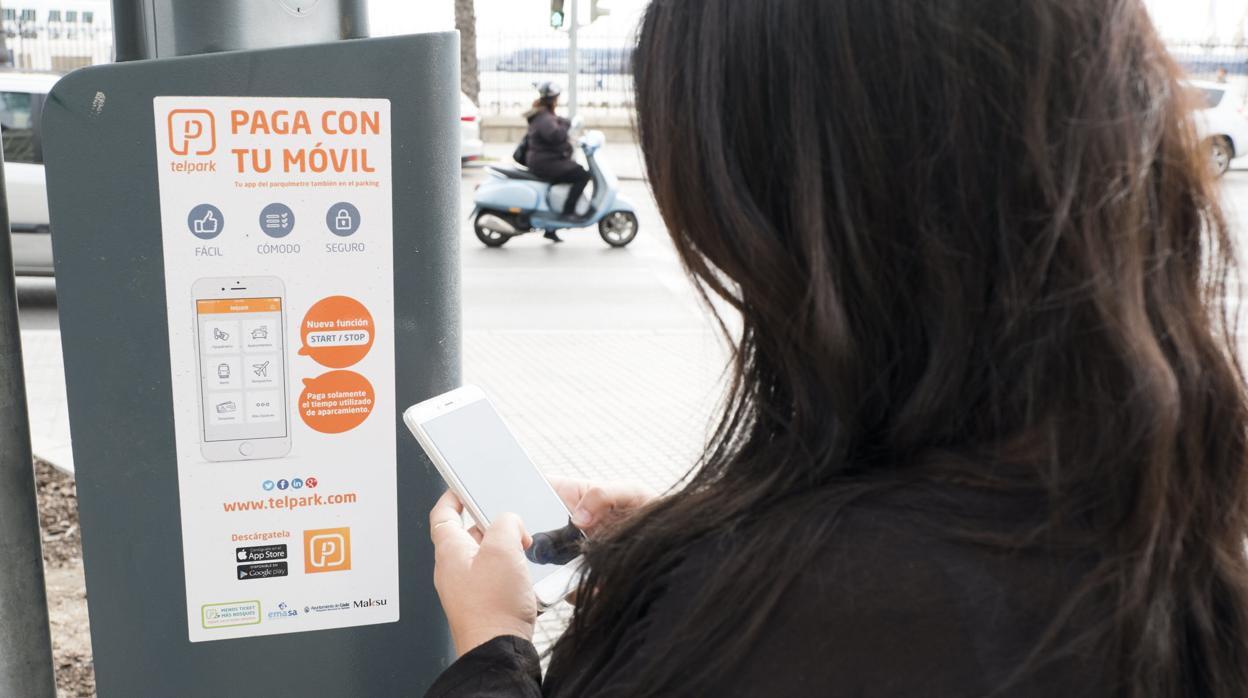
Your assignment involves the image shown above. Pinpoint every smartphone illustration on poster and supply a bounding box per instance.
[192,276,292,462]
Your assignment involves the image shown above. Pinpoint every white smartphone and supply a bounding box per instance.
[404,385,584,607]
[192,276,292,462]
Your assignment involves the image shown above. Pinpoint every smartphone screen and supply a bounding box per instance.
[196,297,288,443]
[422,400,582,583]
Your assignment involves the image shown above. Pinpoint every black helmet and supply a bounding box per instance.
[537,81,563,99]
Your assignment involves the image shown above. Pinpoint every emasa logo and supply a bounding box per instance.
[266,601,298,620]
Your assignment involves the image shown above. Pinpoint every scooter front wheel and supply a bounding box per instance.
[599,211,639,248]
[474,212,512,247]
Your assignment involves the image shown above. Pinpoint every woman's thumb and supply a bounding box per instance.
[485,512,533,550]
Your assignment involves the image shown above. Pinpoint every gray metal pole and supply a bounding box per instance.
[0,145,56,696]
[567,0,579,118]
[113,0,369,61]
[110,0,156,62]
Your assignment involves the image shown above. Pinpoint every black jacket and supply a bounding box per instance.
[524,108,580,180]
[425,483,1109,697]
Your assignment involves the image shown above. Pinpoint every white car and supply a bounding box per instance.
[460,92,484,165]
[1189,80,1248,178]
[3,72,60,276]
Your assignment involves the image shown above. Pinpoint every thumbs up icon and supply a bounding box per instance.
[194,210,218,235]
[188,204,223,239]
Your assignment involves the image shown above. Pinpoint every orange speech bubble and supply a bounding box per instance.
[298,296,374,368]
[299,371,375,434]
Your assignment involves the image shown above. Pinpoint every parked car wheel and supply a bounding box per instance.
[598,211,638,247]
[1211,136,1233,178]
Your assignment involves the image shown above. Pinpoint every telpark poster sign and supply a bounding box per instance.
[153,97,399,641]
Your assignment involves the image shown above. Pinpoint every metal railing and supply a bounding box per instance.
[476,31,636,118]
[1168,41,1248,86]
[476,36,1248,119]
[0,19,114,72]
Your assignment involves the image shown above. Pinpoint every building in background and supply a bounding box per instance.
[0,0,456,75]
[0,0,1236,110]
[1,0,112,72]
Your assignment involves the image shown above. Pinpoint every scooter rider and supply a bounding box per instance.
[524,81,592,243]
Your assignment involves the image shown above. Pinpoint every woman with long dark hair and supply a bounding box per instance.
[426,0,1248,695]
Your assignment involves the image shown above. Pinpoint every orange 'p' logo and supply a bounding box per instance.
[168,109,216,156]
[304,527,351,573]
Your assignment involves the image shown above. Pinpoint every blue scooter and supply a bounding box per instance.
[470,130,639,247]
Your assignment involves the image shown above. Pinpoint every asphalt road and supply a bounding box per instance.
[12,146,710,335]
[13,158,1248,334]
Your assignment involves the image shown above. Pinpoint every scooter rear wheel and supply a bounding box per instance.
[474,212,512,247]
[598,211,639,247]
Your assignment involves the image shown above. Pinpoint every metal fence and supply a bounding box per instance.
[1168,41,1248,80]
[0,24,1236,116]
[476,31,637,118]
[1167,41,1248,113]
[0,19,114,72]
[476,35,1248,119]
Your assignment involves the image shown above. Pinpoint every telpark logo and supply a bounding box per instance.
[168,109,216,156]
[304,527,351,573]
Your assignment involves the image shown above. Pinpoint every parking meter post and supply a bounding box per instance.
[44,33,460,695]
[112,0,370,61]
[0,147,57,698]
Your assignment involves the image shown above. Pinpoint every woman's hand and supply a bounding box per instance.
[549,477,659,534]
[429,490,538,657]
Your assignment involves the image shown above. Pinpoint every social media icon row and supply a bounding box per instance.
[261,476,318,491]
[188,202,360,240]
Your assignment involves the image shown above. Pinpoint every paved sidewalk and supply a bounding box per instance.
[463,327,728,654]
[23,322,727,655]
[21,326,727,480]
[21,329,74,471]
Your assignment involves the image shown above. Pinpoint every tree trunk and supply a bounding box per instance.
[454,0,480,105]
[0,1,9,67]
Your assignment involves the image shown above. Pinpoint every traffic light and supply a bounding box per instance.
[551,0,565,28]
[590,0,611,22]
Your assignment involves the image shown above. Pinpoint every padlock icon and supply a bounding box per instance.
[334,208,353,230]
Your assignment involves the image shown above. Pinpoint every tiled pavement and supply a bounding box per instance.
[463,328,729,653]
